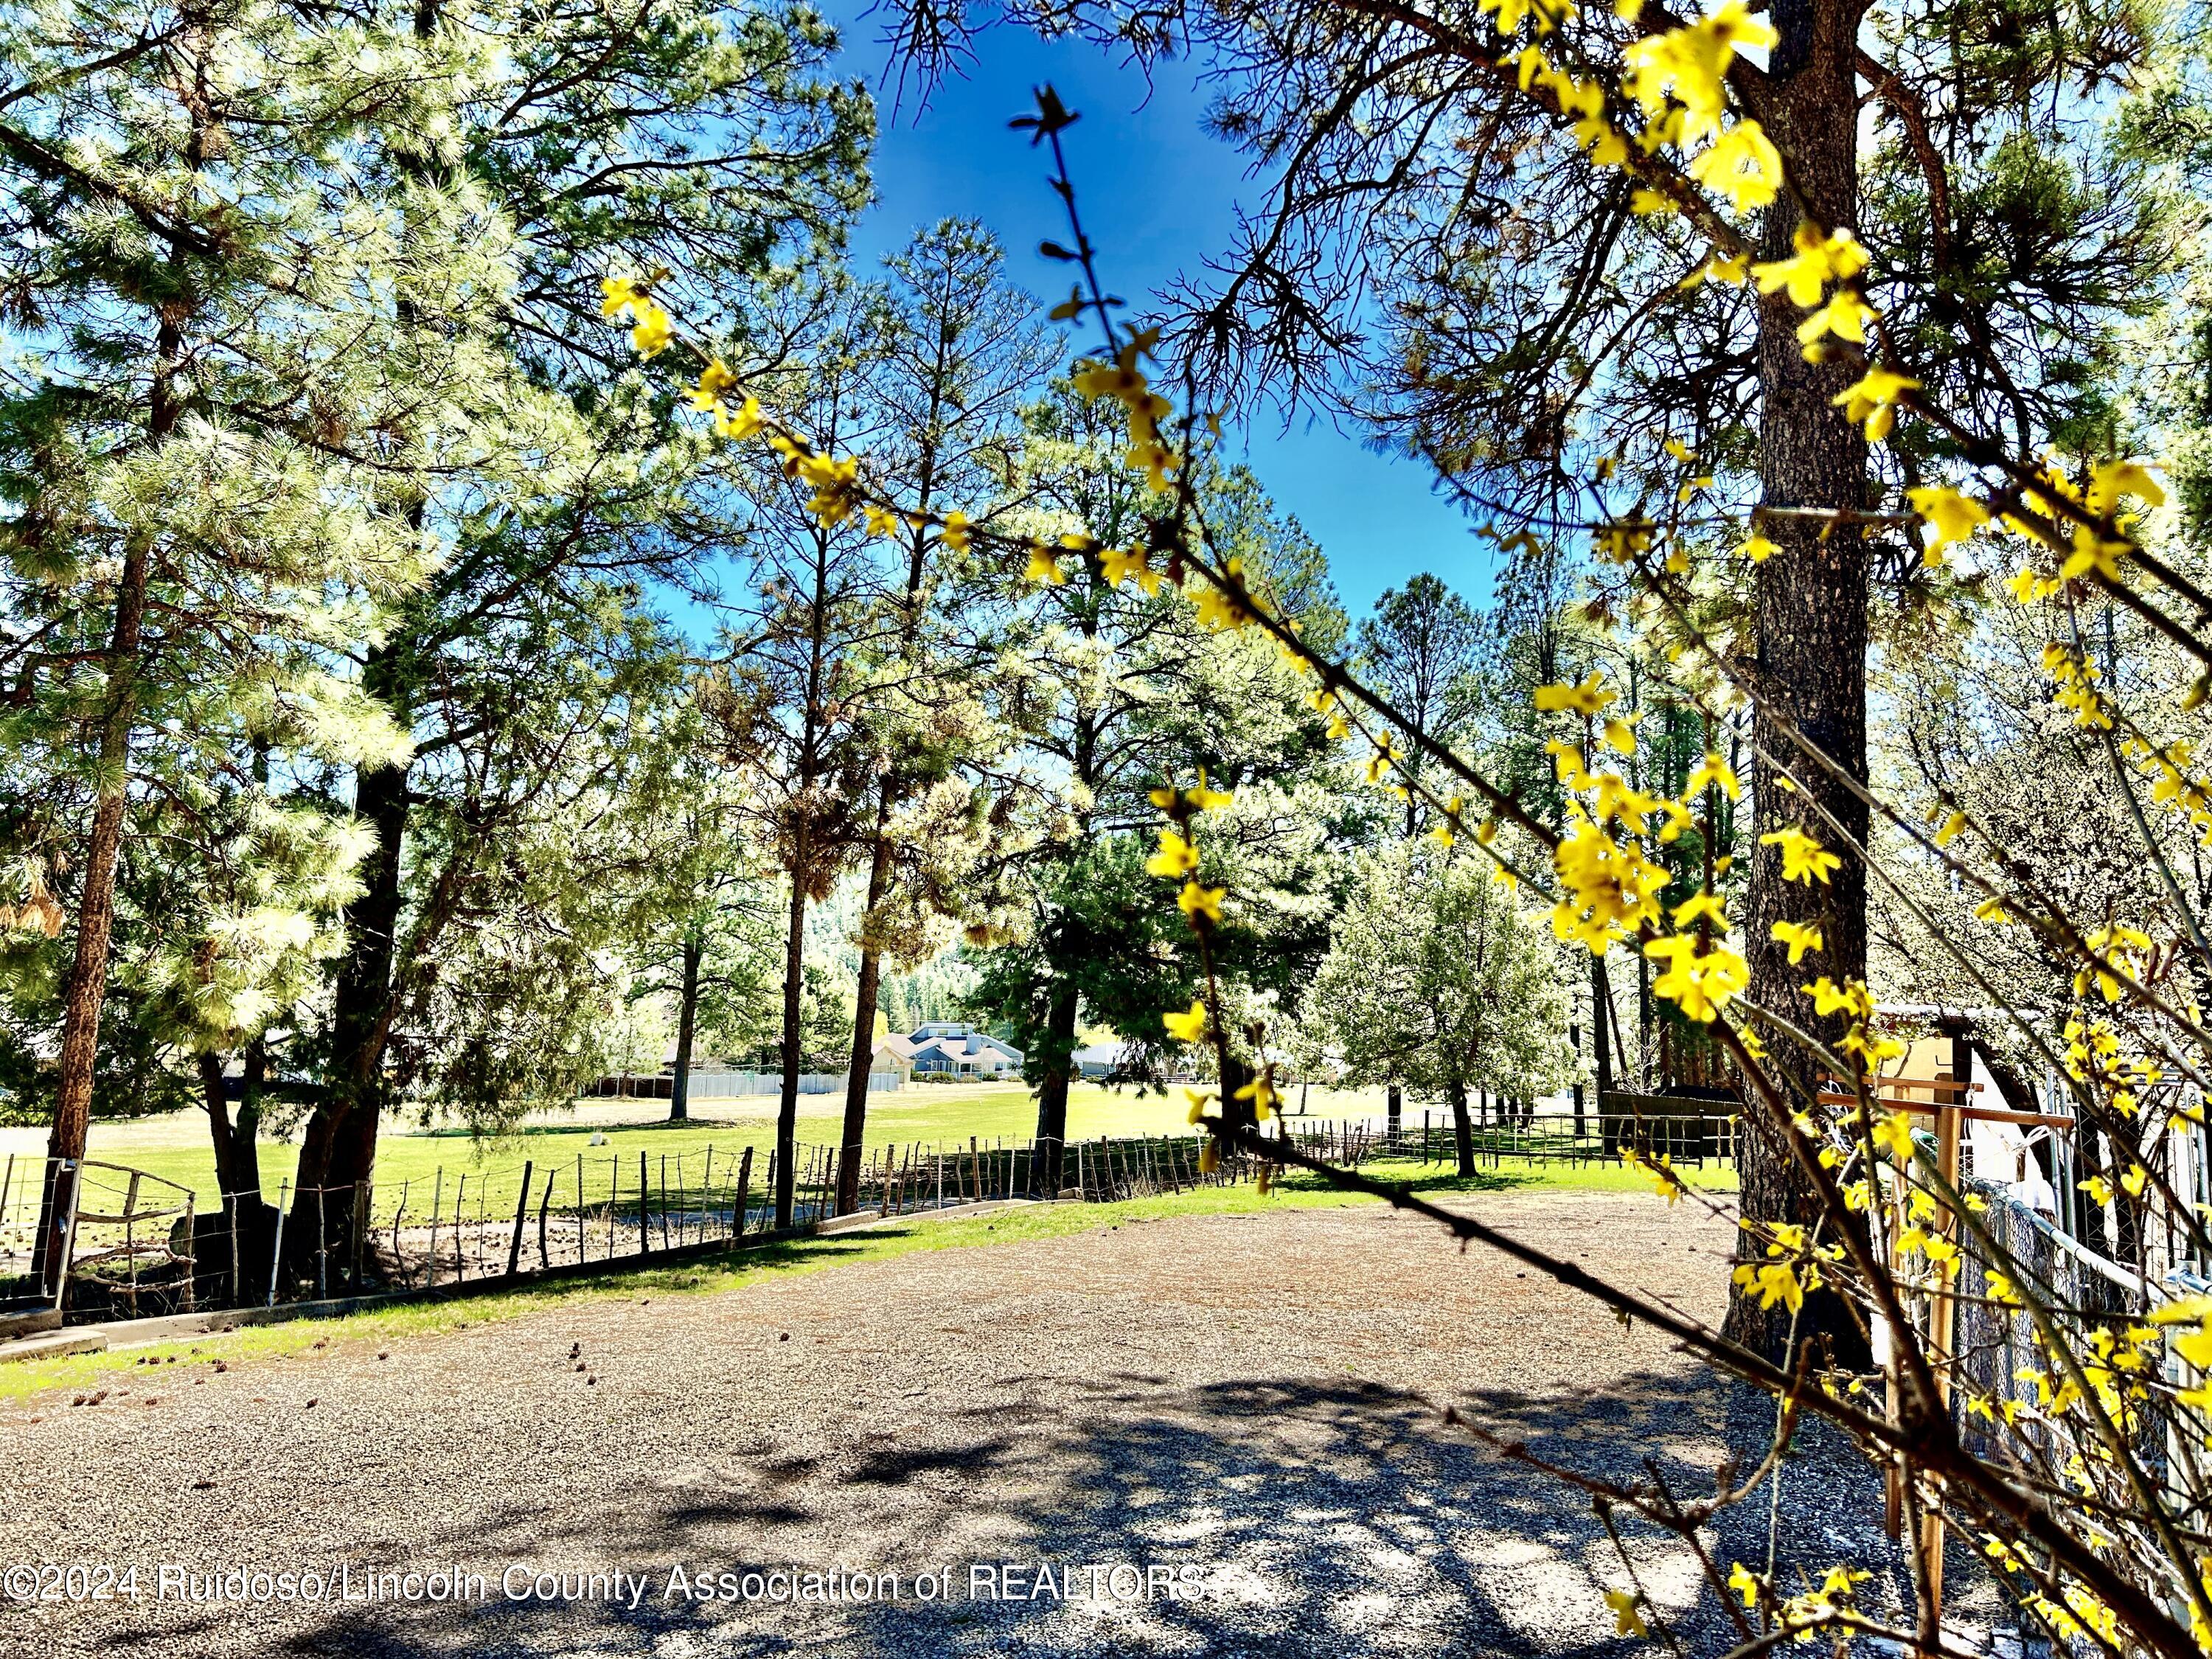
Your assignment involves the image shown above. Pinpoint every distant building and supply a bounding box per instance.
[874,1022,1023,1079]
[1070,1041,1135,1080]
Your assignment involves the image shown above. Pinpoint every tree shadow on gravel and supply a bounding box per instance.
[230,1363,1976,1659]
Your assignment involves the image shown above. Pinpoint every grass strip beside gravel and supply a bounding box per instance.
[1,1157,1732,1408]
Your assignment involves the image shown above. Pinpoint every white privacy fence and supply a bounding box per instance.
[685,1071,904,1099]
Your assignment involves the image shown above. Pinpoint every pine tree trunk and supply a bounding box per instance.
[289,0,443,1274]
[200,1051,237,1194]
[774,873,808,1229]
[1730,0,1874,1365]
[1449,1079,1476,1176]
[35,310,174,1289]
[836,799,896,1214]
[235,1035,265,1202]
[1030,984,1080,1195]
[292,720,409,1276]
[670,929,700,1124]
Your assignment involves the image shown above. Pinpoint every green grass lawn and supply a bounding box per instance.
[0,1155,1733,1405]
[0,1082,1733,1225]
[1,1082,1382,1213]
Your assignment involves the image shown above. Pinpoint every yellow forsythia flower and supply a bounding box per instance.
[686,358,740,411]
[1674,891,1728,930]
[1149,773,1234,814]
[1750,221,1868,305]
[1831,366,1919,442]
[2086,459,2164,514]
[1760,826,1840,884]
[1794,288,1875,349]
[1684,750,1739,799]
[1770,919,1823,964]
[600,275,644,317]
[1688,119,1783,212]
[1728,1563,1759,1610]
[1644,933,1747,1021]
[630,300,673,357]
[1145,828,1200,880]
[1162,1001,1208,1043]
[1801,975,1873,1020]
[1604,1590,1647,1637]
[1680,248,1750,289]
[1871,1110,1917,1166]
[1099,544,1158,593]
[1177,880,1225,925]
[1905,487,1989,566]
[1533,670,1613,716]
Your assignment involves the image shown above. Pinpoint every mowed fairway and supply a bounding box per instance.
[0,1186,1918,1659]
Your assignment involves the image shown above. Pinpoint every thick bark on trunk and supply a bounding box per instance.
[1449,1079,1475,1177]
[774,874,807,1229]
[236,1035,265,1200]
[1728,0,1874,1366]
[36,386,169,1290]
[291,722,409,1277]
[200,1051,236,1193]
[1595,957,1618,1153]
[836,806,895,1213]
[198,1045,271,1203]
[1030,983,1081,1195]
[670,930,700,1124]
[1386,1083,1402,1142]
[49,736,136,1173]
[1571,1023,1585,1136]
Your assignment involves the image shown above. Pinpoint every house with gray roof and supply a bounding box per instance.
[873,1022,1024,1079]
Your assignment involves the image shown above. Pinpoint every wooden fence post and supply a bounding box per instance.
[534,1166,552,1269]
[351,1180,370,1291]
[638,1150,650,1256]
[507,1161,533,1277]
[178,1194,196,1313]
[389,1184,408,1291]
[454,1175,470,1282]
[733,1147,754,1239]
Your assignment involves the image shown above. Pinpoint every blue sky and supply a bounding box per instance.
[827,11,1495,619]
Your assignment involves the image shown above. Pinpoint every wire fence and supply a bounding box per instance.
[0,1154,201,1321]
[1,1130,1274,1324]
[1281,1103,1740,1169]
[1,1099,1745,1328]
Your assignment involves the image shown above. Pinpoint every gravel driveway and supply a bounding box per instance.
[0,1190,1969,1658]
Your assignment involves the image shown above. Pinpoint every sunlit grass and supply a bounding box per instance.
[1,1081,1218,1210]
[1,1080,1547,1211]
[0,1154,1724,1405]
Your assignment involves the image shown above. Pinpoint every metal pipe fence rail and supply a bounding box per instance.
[0,1155,200,1318]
